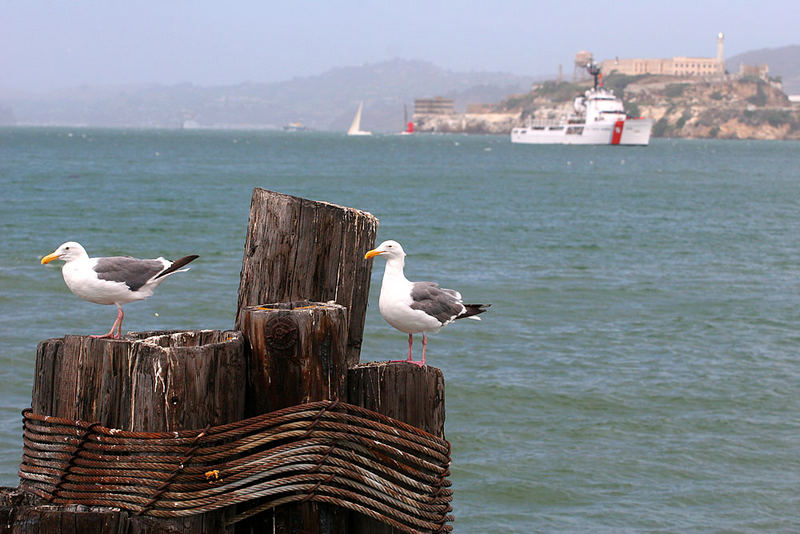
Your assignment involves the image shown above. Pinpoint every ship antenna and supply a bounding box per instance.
[586,62,601,90]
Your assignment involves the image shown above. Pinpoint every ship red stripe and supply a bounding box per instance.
[611,120,624,145]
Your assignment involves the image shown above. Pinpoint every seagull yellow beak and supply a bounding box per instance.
[41,251,61,264]
[364,248,383,259]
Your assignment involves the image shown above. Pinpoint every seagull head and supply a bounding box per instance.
[364,240,406,261]
[41,241,88,264]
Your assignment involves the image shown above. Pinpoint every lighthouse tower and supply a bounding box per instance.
[716,32,725,74]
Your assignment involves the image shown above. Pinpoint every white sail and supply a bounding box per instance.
[347,102,372,136]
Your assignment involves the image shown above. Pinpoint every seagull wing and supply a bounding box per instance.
[409,281,465,325]
[93,257,167,292]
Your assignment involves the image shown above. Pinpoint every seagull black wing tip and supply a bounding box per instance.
[154,254,199,279]
[458,303,490,319]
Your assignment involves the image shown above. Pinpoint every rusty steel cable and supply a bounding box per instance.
[18,400,453,533]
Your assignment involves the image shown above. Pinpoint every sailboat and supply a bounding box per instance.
[347,102,372,136]
[399,104,414,135]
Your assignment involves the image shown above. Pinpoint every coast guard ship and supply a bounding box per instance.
[511,63,653,146]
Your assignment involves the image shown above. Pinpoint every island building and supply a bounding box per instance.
[598,33,726,78]
[739,63,769,79]
[414,97,455,115]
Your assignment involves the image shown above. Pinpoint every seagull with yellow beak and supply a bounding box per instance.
[41,241,198,339]
[365,239,489,366]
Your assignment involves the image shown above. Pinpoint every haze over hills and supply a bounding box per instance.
[726,45,800,94]
[1,46,798,131]
[0,59,537,131]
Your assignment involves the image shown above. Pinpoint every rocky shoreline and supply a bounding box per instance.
[414,75,800,140]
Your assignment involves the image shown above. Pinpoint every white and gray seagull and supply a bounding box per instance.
[365,239,489,366]
[41,241,198,339]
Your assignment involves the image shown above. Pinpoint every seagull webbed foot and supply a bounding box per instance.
[89,332,120,340]
[388,358,425,367]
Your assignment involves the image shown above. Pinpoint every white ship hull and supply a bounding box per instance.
[511,118,653,146]
[513,62,653,146]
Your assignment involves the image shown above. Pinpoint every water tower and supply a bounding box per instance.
[574,51,593,81]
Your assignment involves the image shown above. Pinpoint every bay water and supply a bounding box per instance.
[1,128,799,531]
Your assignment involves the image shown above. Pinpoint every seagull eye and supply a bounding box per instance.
[65,247,70,250]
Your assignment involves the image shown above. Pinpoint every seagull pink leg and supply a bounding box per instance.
[390,334,415,363]
[114,305,124,338]
[90,305,123,339]
[412,333,427,367]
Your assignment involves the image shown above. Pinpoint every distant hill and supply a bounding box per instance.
[0,59,536,131]
[726,45,800,94]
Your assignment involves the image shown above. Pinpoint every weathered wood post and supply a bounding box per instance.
[348,363,446,437]
[239,302,349,415]
[234,189,378,533]
[235,188,379,364]
[236,302,349,532]
[20,329,246,533]
[347,362,448,534]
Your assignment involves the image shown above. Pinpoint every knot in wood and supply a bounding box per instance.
[264,316,298,352]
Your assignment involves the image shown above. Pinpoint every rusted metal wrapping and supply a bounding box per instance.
[18,400,453,533]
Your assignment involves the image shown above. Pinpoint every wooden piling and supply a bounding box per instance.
[235,188,378,364]
[31,330,245,431]
[239,301,349,416]
[234,190,377,533]
[4,505,131,534]
[237,302,350,533]
[347,362,447,534]
[21,330,246,533]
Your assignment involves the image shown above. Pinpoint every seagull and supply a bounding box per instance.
[364,240,489,366]
[41,241,198,339]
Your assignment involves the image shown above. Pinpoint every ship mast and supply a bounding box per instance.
[586,62,602,90]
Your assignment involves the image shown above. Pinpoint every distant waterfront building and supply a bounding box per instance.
[739,63,769,79]
[599,33,725,78]
[464,104,489,113]
[414,97,455,115]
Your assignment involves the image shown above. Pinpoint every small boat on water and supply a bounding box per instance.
[397,105,415,135]
[347,102,372,136]
[511,63,653,146]
[283,121,307,132]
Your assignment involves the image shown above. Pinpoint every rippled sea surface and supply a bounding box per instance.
[1,128,799,531]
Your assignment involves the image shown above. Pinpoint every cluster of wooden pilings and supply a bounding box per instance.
[0,189,448,534]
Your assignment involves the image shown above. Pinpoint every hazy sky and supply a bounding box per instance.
[2,0,797,91]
